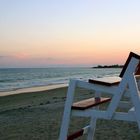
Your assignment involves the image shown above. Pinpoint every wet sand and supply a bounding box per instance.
[0,83,68,97]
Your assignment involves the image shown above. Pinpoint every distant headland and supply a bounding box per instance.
[92,64,123,68]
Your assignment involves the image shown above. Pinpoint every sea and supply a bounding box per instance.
[0,67,121,92]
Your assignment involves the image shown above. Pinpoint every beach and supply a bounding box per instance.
[0,83,68,97]
[0,86,140,140]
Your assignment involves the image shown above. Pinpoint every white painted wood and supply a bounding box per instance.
[83,125,90,135]
[87,117,97,140]
[77,80,117,95]
[59,79,77,140]
[128,74,140,130]
[72,110,136,122]
[112,112,136,122]
[106,78,127,118]
[118,101,132,109]
[72,110,108,119]
[106,57,139,118]
[87,91,100,140]
[59,53,140,139]
[92,76,121,84]
[137,121,140,131]
[128,107,134,112]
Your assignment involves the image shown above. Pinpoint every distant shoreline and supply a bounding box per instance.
[92,64,123,69]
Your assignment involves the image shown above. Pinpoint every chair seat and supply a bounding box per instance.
[136,75,140,79]
[89,76,121,86]
[72,97,111,110]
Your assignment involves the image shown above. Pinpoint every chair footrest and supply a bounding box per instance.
[67,126,89,140]
[67,129,84,140]
[72,97,111,110]
[89,77,121,86]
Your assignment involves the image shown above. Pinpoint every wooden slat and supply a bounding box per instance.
[135,62,140,75]
[136,75,140,79]
[67,129,84,140]
[72,97,111,110]
[120,52,140,78]
[89,76,121,86]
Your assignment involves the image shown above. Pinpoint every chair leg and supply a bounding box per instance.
[137,120,140,132]
[87,91,100,140]
[87,117,97,140]
[59,80,77,140]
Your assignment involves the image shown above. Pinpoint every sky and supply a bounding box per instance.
[0,0,140,68]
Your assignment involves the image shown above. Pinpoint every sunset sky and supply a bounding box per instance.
[0,0,140,68]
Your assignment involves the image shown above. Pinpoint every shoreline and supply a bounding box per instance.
[0,83,68,97]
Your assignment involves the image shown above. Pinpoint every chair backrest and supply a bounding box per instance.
[119,52,140,78]
[135,62,140,75]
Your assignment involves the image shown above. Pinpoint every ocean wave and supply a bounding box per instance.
[0,68,121,92]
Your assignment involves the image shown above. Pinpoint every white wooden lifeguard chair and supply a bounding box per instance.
[59,52,140,140]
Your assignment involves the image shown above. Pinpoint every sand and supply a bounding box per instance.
[0,83,68,97]
[0,86,140,140]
